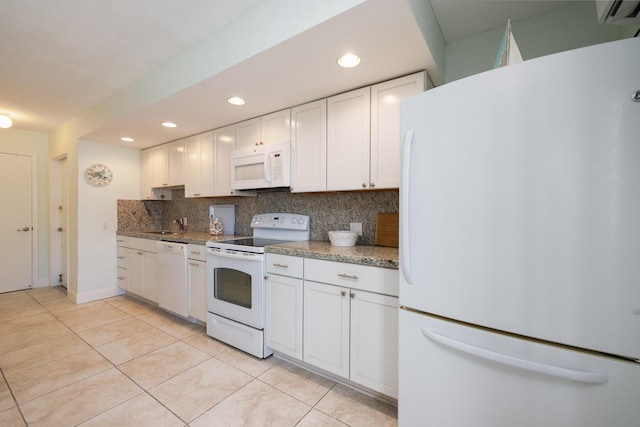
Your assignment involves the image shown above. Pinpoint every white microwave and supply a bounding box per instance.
[230,141,291,190]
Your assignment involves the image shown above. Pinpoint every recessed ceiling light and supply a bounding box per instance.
[162,122,177,128]
[227,97,245,106]
[120,137,134,142]
[337,53,361,68]
[0,113,13,129]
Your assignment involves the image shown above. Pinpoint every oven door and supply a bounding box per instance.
[206,248,265,329]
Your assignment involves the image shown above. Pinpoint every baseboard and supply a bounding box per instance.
[70,286,125,304]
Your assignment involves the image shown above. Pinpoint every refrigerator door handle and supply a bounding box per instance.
[422,328,609,385]
[401,129,414,285]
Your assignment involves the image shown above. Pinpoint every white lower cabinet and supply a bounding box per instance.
[266,254,399,399]
[126,248,157,302]
[187,244,207,322]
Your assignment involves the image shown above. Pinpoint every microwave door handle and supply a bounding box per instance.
[263,153,272,182]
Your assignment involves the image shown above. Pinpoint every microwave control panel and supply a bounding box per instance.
[271,152,282,180]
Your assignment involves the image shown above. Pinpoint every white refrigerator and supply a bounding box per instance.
[399,38,640,426]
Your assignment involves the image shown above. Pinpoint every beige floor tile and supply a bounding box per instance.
[191,379,311,427]
[215,346,276,377]
[58,307,131,332]
[0,312,57,337]
[151,318,202,339]
[44,299,112,317]
[0,376,15,412]
[0,407,25,427]
[6,348,112,403]
[315,384,398,427]
[76,316,153,347]
[105,295,155,316]
[0,291,33,306]
[182,331,230,356]
[0,321,72,356]
[119,341,210,389]
[20,368,142,427]
[95,327,177,365]
[78,393,184,427]
[149,357,252,423]
[135,308,175,326]
[297,409,348,427]
[259,360,335,406]
[24,286,67,303]
[0,334,91,375]
[0,302,47,323]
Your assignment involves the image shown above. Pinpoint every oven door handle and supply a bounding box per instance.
[207,250,263,261]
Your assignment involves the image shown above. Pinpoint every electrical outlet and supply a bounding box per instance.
[350,222,362,236]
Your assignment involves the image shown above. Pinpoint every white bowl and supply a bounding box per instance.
[328,230,358,247]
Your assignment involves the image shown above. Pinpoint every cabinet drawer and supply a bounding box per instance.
[266,254,303,278]
[117,248,127,268]
[117,267,127,288]
[120,236,158,253]
[304,258,398,297]
[187,244,206,261]
[116,236,129,247]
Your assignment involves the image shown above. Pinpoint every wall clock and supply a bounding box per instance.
[85,163,113,187]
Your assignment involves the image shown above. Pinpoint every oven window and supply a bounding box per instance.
[213,267,252,309]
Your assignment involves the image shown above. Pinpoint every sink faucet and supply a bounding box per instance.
[173,217,187,232]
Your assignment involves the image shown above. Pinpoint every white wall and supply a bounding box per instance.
[445,2,622,83]
[72,140,140,303]
[0,128,50,286]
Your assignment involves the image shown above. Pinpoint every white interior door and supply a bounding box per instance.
[58,158,68,287]
[0,153,33,292]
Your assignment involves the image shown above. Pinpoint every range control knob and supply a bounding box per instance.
[292,217,298,224]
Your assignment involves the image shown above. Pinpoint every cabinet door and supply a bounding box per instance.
[143,252,157,303]
[117,267,128,291]
[141,149,154,199]
[149,145,167,187]
[266,274,303,360]
[303,281,350,378]
[370,71,425,189]
[188,259,207,322]
[291,100,326,193]
[350,291,399,398]
[213,125,236,196]
[236,117,261,149]
[327,87,371,191]
[261,109,291,145]
[127,250,144,296]
[185,132,214,198]
[167,140,185,186]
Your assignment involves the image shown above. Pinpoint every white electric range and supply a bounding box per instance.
[205,213,309,358]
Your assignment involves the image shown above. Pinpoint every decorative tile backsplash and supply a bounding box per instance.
[118,189,399,246]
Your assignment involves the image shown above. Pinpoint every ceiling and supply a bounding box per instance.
[0,0,572,149]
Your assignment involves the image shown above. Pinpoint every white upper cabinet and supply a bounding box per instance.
[327,72,427,191]
[370,71,426,189]
[213,125,236,196]
[185,131,214,198]
[327,87,371,191]
[236,109,291,149]
[166,139,186,186]
[141,147,171,200]
[145,140,186,188]
[291,99,327,193]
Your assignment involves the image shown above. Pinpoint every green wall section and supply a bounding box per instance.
[444,1,624,83]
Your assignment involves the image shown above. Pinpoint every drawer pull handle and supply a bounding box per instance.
[273,263,288,268]
[118,276,125,280]
[190,251,201,255]
[117,256,125,259]
[338,273,358,280]
[189,262,200,267]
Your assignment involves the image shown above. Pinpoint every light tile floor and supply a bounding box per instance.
[0,287,397,426]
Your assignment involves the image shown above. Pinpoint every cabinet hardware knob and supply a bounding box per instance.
[370,182,375,188]
[341,291,347,296]
[350,292,355,298]
[362,183,367,188]
[264,275,269,280]
[17,226,30,232]
[338,273,358,280]
[137,251,143,255]
[57,227,64,232]
[273,263,288,268]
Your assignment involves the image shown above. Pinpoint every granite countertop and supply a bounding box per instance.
[117,231,399,269]
[266,241,399,270]
[116,230,241,245]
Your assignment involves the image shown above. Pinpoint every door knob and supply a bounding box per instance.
[17,227,30,232]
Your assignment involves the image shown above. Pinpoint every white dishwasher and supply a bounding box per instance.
[156,241,188,317]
